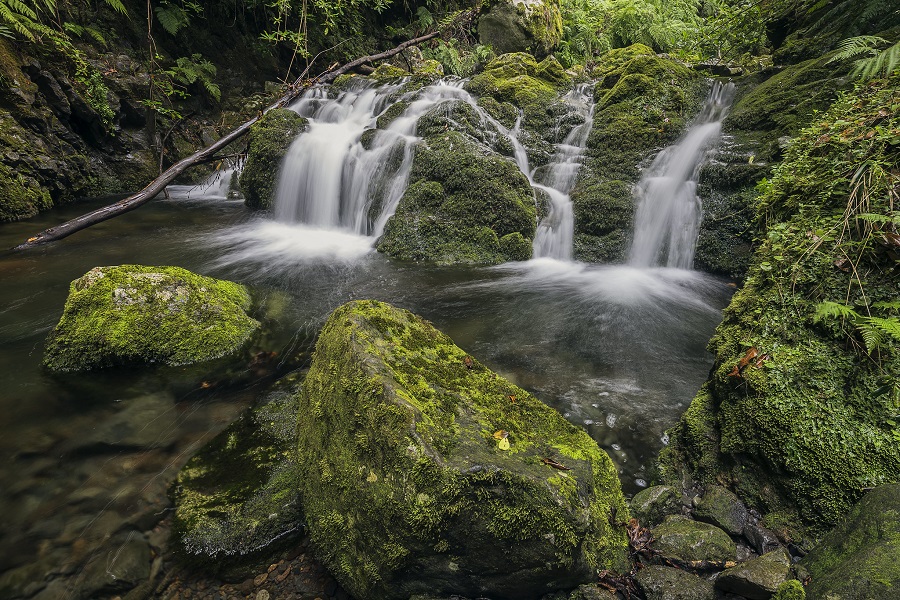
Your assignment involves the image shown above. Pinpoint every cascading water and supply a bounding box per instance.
[531,84,595,261]
[629,81,735,269]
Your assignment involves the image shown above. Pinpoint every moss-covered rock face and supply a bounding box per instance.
[171,375,303,574]
[477,0,563,58]
[801,485,900,599]
[651,515,736,563]
[0,160,52,222]
[661,74,900,530]
[571,47,702,262]
[629,485,681,527]
[44,265,260,371]
[635,565,715,600]
[376,131,537,265]
[239,109,308,210]
[715,549,791,599]
[296,300,629,600]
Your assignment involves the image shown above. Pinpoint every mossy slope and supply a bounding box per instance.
[239,109,308,210]
[44,265,260,371]
[297,300,629,600]
[662,74,900,530]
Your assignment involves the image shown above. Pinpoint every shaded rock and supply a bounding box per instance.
[478,0,562,58]
[716,548,790,599]
[635,565,715,600]
[296,300,629,600]
[240,109,308,210]
[70,392,180,451]
[801,484,900,600]
[631,485,682,527]
[745,523,781,556]
[172,375,304,575]
[652,515,736,563]
[567,583,618,599]
[76,533,151,597]
[44,265,260,371]
[694,485,747,536]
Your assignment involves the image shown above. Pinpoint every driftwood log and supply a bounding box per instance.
[14,31,440,250]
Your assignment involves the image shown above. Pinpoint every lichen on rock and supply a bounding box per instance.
[296,300,629,600]
[239,108,308,210]
[43,265,260,371]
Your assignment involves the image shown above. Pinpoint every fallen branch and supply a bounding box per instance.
[14,30,440,250]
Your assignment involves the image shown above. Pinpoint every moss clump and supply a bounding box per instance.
[44,265,260,371]
[662,75,900,530]
[0,161,52,222]
[240,109,307,210]
[369,63,409,83]
[801,485,900,599]
[297,300,629,600]
[477,0,563,58]
[377,131,536,265]
[772,580,806,600]
[171,378,303,573]
[571,48,702,262]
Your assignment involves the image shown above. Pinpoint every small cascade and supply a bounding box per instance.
[531,84,595,261]
[629,81,735,269]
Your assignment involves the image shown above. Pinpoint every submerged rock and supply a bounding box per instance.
[240,108,308,210]
[715,548,790,599]
[43,265,260,371]
[801,484,900,599]
[297,300,629,600]
[651,515,735,563]
[477,0,563,58]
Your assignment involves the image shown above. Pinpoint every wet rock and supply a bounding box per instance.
[745,523,781,556]
[693,485,748,536]
[652,515,736,563]
[477,0,562,58]
[715,548,790,599]
[631,485,682,527]
[75,533,151,597]
[297,300,629,600]
[566,583,618,599]
[67,392,181,451]
[239,109,307,210]
[801,484,900,599]
[43,265,260,371]
[635,565,715,600]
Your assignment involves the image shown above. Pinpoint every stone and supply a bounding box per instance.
[75,533,151,597]
[635,565,715,600]
[745,524,781,556]
[693,485,748,536]
[801,484,900,599]
[240,109,307,210]
[296,300,629,600]
[43,265,260,371]
[68,392,181,451]
[477,0,562,58]
[631,485,682,527]
[716,548,790,599]
[652,516,736,563]
[567,584,618,599]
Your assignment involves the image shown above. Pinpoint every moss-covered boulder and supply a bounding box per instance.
[239,108,307,210]
[171,375,303,573]
[44,265,260,371]
[630,485,681,527]
[800,484,900,599]
[0,161,52,222]
[477,0,563,58]
[693,485,748,536]
[715,548,791,599]
[571,47,702,262]
[635,565,715,600]
[296,300,629,600]
[651,516,736,563]
[376,131,537,265]
[660,74,900,530]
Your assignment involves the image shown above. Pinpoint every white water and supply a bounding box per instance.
[629,82,735,269]
[531,84,595,261]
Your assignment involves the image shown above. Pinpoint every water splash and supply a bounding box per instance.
[629,81,735,269]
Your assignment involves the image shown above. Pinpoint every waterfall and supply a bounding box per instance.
[531,84,595,261]
[628,81,735,269]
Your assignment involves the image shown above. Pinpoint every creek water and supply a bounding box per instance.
[0,81,734,595]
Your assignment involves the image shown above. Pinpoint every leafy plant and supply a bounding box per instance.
[815,300,900,355]
[154,0,203,36]
[168,53,220,102]
[829,35,900,81]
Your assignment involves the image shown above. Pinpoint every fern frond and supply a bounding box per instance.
[104,0,127,15]
[154,3,187,36]
[814,301,856,321]
[872,301,900,312]
[853,40,900,81]
[868,316,900,343]
[859,322,885,354]
[827,36,887,63]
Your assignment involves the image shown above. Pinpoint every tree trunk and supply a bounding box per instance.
[14,31,440,250]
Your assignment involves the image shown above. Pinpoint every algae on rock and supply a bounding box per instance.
[239,108,308,210]
[44,265,260,371]
[296,300,629,600]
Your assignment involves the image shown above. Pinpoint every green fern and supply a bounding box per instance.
[815,301,900,355]
[155,2,189,35]
[829,35,900,80]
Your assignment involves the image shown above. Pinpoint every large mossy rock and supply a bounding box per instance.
[660,73,900,529]
[296,300,629,600]
[44,265,260,371]
[801,484,900,599]
[377,131,536,265]
[715,548,791,599]
[570,46,702,263]
[171,375,303,573]
[477,0,563,58]
[651,516,736,563]
[635,565,715,600]
[239,108,307,210]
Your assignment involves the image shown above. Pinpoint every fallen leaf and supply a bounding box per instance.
[508,395,517,404]
[834,257,851,272]
[728,347,759,379]
[541,457,570,471]
[493,430,509,440]
[463,356,474,369]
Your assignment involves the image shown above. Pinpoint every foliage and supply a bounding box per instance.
[830,36,900,81]
[154,0,203,36]
[815,301,900,356]
[422,39,493,77]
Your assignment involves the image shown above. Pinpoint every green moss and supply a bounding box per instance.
[651,515,736,563]
[801,485,900,599]
[239,109,307,210]
[43,265,260,371]
[663,74,900,530]
[171,378,303,573]
[377,131,536,265]
[477,0,563,58]
[369,63,409,83]
[297,300,629,599]
[772,580,806,600]
[0,161,52,222]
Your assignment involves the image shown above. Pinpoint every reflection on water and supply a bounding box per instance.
[0,184,733,595]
